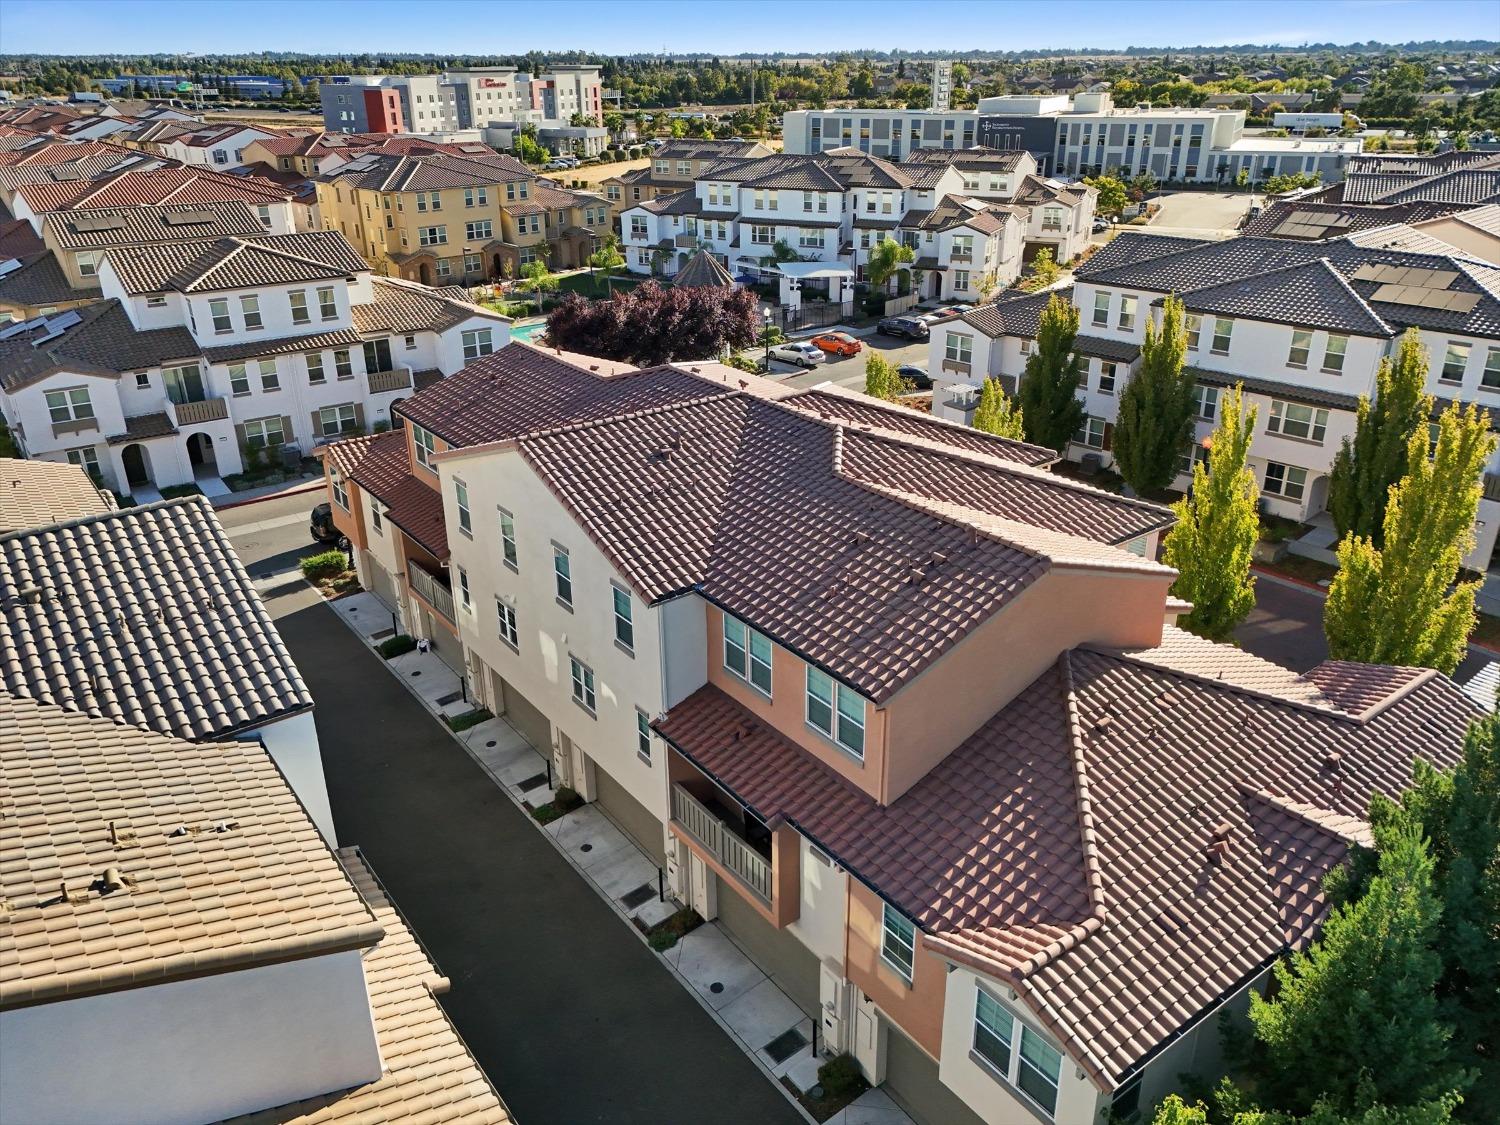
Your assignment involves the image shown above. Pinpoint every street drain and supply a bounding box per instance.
[411,670,421,677]
[709,982,724,995]
[763,1026,809,1065]
[486,740,497,748]
[581,843,593,853]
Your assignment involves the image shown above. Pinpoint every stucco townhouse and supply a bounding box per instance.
[0,228,506,496]
[315,342,1477,1125]
[600,137,774,222]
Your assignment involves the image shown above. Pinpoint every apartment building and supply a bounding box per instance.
[317,343,1477,1125]
[317,149,610,280]
[619,147,1094,302]
[930,228,1500,567]
[783,108,982,161]
[600,137,774,218]
[320,66,603,135]
[0,229,505,496]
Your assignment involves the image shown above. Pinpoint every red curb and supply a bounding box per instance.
[1250,564,1328,593]
[213,478,324,512]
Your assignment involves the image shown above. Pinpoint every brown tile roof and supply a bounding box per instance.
[0,693,379,1009]
[107,410,178,444]
[657,630,1479,1089]
[16,164,294,213]
[203,326,364,365]
[0,250,97,310]
[318,150,532,192]
[0,300,198,391]
[353,277,506,336]
[0,457,113,532]
[382,474,450,560]
[904,146,1031,172]
[107,231,368,294]
[0,496,314,741]
[0,216,44,260]
[44,200,266,249]
[328,429,449,559]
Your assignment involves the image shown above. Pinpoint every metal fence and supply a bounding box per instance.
[772,301,854,334]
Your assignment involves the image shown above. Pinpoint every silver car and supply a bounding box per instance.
[769,342,827,368]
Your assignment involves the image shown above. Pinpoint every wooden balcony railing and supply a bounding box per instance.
[367,367,413,395]
[51,416,99,438]
[171,397,229,425]
[408,560,455,624]
[671,783,773,903]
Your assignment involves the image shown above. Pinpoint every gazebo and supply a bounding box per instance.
[671,249,737,289]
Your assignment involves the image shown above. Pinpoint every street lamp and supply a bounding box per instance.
[762,307,773,372]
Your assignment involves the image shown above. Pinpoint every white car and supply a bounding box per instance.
[770,342,826,368]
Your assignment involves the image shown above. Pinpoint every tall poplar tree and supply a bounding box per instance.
[1114,293,1198,496]
[1017,293,1086,454]
[972,376,1025,440]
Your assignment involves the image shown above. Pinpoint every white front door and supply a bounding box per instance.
[852,991,887,1084]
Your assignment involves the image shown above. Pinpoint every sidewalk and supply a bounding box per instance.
[211,473,323,510]
[325,590,910,1124]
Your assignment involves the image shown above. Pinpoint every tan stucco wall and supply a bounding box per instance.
[846,880,946,1061]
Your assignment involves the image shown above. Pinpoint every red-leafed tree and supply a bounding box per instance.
[544,281,760,365]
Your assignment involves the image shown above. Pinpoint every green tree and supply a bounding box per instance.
[972,376,1025,440]
[517,258,558,314]
[1016,293,1085,454]
[1329,329,1433,545]
[1022,246,1061,292]
[864,352,906,402]
[1235,167,1251,190]
[1113,293,1197,495]
[1150,1094,1208,1125]
[866,237,915,295]
[1250,824,1464,1114]
[1324,402,1496,675]
[1163,385,1259,640]
[587,236,625,295]
[1085,174,1129,215]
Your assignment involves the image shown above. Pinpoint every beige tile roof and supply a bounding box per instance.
[227,849,513,1124]
[353,277,506,336]
[0,693,380,1009]
[0,457,114,532]
[0,496,314,741]
[107,231,369,295]
[44,200,266,250]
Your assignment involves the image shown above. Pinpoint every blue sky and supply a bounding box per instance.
[0,0,1493,55]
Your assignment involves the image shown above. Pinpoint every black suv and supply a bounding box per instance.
[310,502,340,544]
[877,316,929,340]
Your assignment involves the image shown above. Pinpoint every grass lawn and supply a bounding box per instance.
[557,271,645,300]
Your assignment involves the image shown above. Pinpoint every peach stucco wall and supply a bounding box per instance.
[845,879,946,1061]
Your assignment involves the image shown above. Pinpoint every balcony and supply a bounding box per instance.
[941,358,973,376]
[407,560,455,624]
[169,396,229,426]
[671,783,773,904]
[51,415,100,438]
[367,366,413,395]
[949,250,973,264]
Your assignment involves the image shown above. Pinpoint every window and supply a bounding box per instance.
[953,269,971,291]
[723,614,772,696]
[1263,461,1308,501]
[250,359,275,392]
[413,424,437,469]
[240,294,263,331]
[951,234,973,260]
[497,508,518,569]
[317,404,357,436]
[1112,1076,1144,1125]
[465,219,493,241]
[289,289,310,325]
[750,224,774,245]
[328,348,351,379]
[209,297,232,333]
[404,334,416,351]
[436,258,452,278]
[306,353,326,384]
[1267,400,1328,444]
[464,186,488,207]
[1185,313,1202,350]
[134,371,150,389]
[75,249,104,277]
[317,286,337,320]
[570,656,596,713]
[1480,347,1500,391]
[613,585,634,650]
[1117,294,1136,331]
[1442,341,1471,384]
[228,363,251,396]
[1287,329,1312,368]
[497,599,519,649]
[418,225,448,247]
[1178,439,1211,476]
[454,479,471,536]
[880,903,916,981]
[1192,383,1219,422]
[146,294,167,308]
[1074,414,1106,449]
[243,416,285,449]
[636,708,652,763]
[45,388,93,423]
[945,333,973,366]
[415,190,441,212]
[456,566,472,612]
[331,466,349,510]
[371,506,383,534]
[1322,334,1348,373]
[553,544,573,606]
[806,666,865,758]
[66,446,101,480]
[462,329,494,361]
[1210,316,1233,354]
[1098,361,1117,394]
[972,990,1064,1116]
[1092,291,1110,327]
[629,215,648,239]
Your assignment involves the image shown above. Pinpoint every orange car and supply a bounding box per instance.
[809,332,862,358]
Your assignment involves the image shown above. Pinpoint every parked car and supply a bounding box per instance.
[310,502,340,544]
[897,364,932,390]
[1092,217,1111,233]
[809,332,862,358]
[769,342,827,368]
[876,316,929,340]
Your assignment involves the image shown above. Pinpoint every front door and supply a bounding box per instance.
[852,991,888,1084]
[121,443,149,486]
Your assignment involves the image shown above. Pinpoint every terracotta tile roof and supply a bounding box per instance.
[107,231,368,294]
[518,394,1049,702]
[318,151,531,192]
[228,848,513,1124]
[1299,660,1433,718]
[0,457,113,533]
[353,277,506,337]
[671,249,737,289]
[315,431,382,479]
[328,430,449,559]
[396,343,730,449]
[0,496,313,741]
[0,300,198,391]
[0,693,379,1009]
[44,200,266,250]
[381,474,450,560]
[16,164,294,213]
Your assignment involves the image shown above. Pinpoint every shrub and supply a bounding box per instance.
[158,482,203,500]
[446,707,494,732]
[644,906,703,952]
[300,550,347,582]
[554,785,584,812]
[376,634,417,659]
[817,1054,864,1098]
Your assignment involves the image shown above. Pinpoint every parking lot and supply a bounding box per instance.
[1145,191,1254,237]
[762,329,933,391]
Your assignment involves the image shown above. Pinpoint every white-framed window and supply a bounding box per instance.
[146,294,167,308]
[570,655,596,713]
[1483,347,1500,390]
[462,329,494,361]
[553,543,573,606]
[371,506,383,534]
[415,190,442,212]
[880,902,916,981]
[45,387,93,423]
[258,359,279,392]
[1191,383,1218,422]
[228,363,251,396]
[636,708,652,763]
[1184,312,1202,350]
[497,599,519,649]
[1098,361,1117,394]
[1322,334,1348,373]
[454,479,471,536]
[332,348,353,379]
[66,446,101,479]
[1263,461,1308,501]
[318,403,357,436]
[798,228,824,249]
[464,186,489,208]
[243,415,285,449]
[289,289,310,325]
[419,225,448,247]
[1117,294,1136,331]
[498,508,518,569]
[404,334,417,350]
[331,465,349,510]
[256,204,272,228]
[1177,440,1211,476]
[945,333,973,365]
[1287,329,1312,368]
[723,613,772,696]
[306,352,326,384]
[951,234,973,260]
[613,585,634,650]
[806,665,865,758]
[209,297,232,333]
[1091,290,1110,327]
[75,249,105,277]
[465,219,493,241]
[629,215,648,240]
[750,224,774,245]
[240,293,263,331]
[1074,414,1106,449]
[1267,400,1328,444]
[134,371,150,389]
[953,269,971,291]
[412,423,437,469]
[456,566,472,612]
[1210,316,1233,354]
[1441,341,1471,384]
[436,257,452,278]
[972,989,1065,1117]
[317,286,338,320]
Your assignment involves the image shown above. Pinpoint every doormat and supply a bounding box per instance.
[763,1026,808,1065]
[620,883,656,910]
[518,772,550,792]
[435,691,464,706]
[371,628,395,640]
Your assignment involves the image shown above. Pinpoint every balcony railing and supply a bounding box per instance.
[408,560,455,623]
[671,783,773,903]
[170,396,229,425]
[51,416,99,438]
[949,250,973,263]
[941,358,973,375]
[367,366,413,395]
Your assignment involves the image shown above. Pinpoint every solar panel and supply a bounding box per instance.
[0,259,21,280]
[162,209,218,226]
[69,213,127,233]
[28,310,83,348]
[0,313,46,339]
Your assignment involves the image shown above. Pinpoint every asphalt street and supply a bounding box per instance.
[761,331,931,389]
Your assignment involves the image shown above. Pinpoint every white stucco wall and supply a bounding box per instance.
[659,593,709,709]
[247,712,336,845]
[787,834,848,966]
[0,950,381,1125]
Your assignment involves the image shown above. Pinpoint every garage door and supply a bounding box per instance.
[592,765,666,865]
[496,675,550,754]
[362,550,399,613]
[884,1023,987,1125]
[716,883,820,1016]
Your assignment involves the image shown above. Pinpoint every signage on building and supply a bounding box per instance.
[478,78,509,89]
